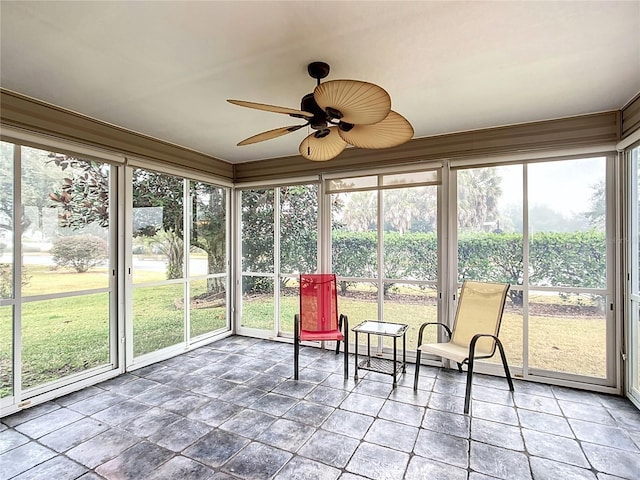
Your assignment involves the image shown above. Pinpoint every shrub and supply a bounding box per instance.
[329,230,605,306]
[51,235,108,273]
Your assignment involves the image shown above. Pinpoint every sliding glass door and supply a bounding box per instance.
[129,168,229,366]
[1,140,119,413]
[328,168,442,356]
[628,145,640,406]
[454,155,615,386]
[0,142,16,405]
[237,184,319,338]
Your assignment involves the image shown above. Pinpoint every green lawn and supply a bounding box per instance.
[1,266,607,398]
[242,291,606,378]
[0,266,226,397]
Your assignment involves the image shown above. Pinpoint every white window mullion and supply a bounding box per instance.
[124,166,135,369]
[608,153,621,389]
[274,187,281,337]
[319,176,330,273]
[439,164,450,334]
[233,189,243,334]
[522,163,530,378]
[378,187,384,323]
[447,168,458,333]
[225,187,232,332]
[114,164,126,373]
[13,144,23,406]
[184,179,191,346]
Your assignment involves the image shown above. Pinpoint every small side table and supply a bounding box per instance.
[352,320,409,388]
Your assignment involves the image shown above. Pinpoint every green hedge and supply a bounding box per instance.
[242,230,606,304]
[331,231,606,304]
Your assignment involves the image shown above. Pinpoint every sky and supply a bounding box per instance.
[498,156,606,216]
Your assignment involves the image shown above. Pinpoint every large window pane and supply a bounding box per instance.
[16,147,115,392]
[189,182,226,276]
[278,185,318,335]
[21,294,111,390]
[0,142,14,301]
[529,291,606,377]
[280,185,317,276]
[528,158,607,376]
[0,306,12,398]
[239,188,274,334]
[22,148,111,295]
[241,189,274,273]
[190,278,227,338]
[188,182,227,340]
[382,284,438,351]
[457,165,523,367]
[133,284,184,357]
[241,275,274,330]
[528,157,606,288]
[279,279,297,335]
[132,169,184,284]
[332,191,378,278]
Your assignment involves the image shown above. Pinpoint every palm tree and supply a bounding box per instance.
[457,168,503,231]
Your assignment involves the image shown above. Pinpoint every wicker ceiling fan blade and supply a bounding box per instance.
[313,80,391,125]
[237,124,306,146]
[299,126,347,161]
[227,99,313,119]
[338,111,414,149]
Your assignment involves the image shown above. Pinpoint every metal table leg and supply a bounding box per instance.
[393,336,397,387]
[354,331,359,381]
[402,330,407,373]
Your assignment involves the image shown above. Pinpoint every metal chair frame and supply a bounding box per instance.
[413,281,514,414]
[293,274,349,380]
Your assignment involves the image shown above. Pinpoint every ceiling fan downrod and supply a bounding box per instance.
[307,61,330,86]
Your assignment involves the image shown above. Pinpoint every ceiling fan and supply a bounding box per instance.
[227,62,414,161]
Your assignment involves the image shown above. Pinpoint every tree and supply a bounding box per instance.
[131,169,185,279]
[48,154,109,229]
[1,142,68,238]
[240,185,327,293]
[279,185,318,277]
[47,155,227,292]
[190,182,226,294]
[341,191,376,231]
[51,235,108,273]
[583,181,606,230]
[457,168,503,231]
[240,188,274,294]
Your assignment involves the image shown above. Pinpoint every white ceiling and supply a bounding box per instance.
[1,1,639,164]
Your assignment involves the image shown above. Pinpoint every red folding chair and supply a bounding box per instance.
[294,273,349,380]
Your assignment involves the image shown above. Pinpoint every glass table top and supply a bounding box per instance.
[352,320,408,336]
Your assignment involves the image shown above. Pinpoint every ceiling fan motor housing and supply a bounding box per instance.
[301,93,328,130]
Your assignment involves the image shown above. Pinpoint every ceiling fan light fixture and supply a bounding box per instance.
[299,126,347,161]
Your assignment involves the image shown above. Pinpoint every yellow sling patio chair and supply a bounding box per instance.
[413,280,514,414]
